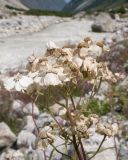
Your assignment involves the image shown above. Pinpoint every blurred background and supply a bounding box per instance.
[0,0,128,160]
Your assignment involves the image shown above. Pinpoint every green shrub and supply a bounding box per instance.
[81,99,110,116]
[109,6,126,14]
[25,9,72,17]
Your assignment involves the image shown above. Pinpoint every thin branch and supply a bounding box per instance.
[88,135,106,160]
[70,95,76,110]
[114,136,119,160]
[53,98,66,108]
[50,143,72,159]
[76,90,84,108]
[49,142,72,160]
[87,147,114,155]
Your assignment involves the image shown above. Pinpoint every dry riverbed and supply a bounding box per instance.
[0,14,127,72]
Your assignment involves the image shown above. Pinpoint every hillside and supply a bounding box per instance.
[0,0,66,13]
[63,0,128,13]
[21,0,66,11]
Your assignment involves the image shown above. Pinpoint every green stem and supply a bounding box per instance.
[70,95,76,110]
[50,143,72,159]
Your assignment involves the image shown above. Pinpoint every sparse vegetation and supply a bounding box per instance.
[84,99,110,116]
[5,5,25,12]
[25,9,72,17]
[109,6,127,14]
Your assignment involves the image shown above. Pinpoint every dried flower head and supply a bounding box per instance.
[4,38,120,93]
[37,126,55,150]
[96,122,118,137]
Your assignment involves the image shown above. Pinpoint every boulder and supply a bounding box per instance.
[11,100,40,117]
[0,122,16,149]
[23,116,36,132]
[17,130,36,149]
[118,77,128,92]
[23,103,40,117]
[120,143,128,160]
[11,99,24,117]
[91,13,116,32]
[36,113,54,128]
[49,103,66,116]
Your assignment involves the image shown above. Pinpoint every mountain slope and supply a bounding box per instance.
[64,0,128,13]
[21,0,66,11]
[0,0,66,13]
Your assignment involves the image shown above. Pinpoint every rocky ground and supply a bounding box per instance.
[0,12,127,72]
[0,12,128,160]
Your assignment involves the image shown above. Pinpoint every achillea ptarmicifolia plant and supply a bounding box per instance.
[4,37,121,160]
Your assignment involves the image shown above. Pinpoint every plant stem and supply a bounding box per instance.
[65,91,82,160]
[78,137,87,160]
[70,95,76,110]
[73,135,83,160]
[31,95,39,133]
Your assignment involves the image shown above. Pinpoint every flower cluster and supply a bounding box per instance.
[75,114,99,138]
[96,122,118,137]
[4,38,119,92]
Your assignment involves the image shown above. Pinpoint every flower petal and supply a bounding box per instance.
[4,78,15,90]
[19,76,33,88]
[44,73,62,86]
[15,82,23,91]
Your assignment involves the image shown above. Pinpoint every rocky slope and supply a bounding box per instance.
[0,0,27,9]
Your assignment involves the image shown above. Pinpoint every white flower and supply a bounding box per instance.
[4,75,33,91]
[46,41,59,50]
[44,73,62,86]
[4,78,15,90]
[79,48,89,58]
[28,71,39,78]
[88,45,102,58]
[58,72,70,82]
[19,76,33,88]
[73,57,83,68]
[83,57,97,74]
